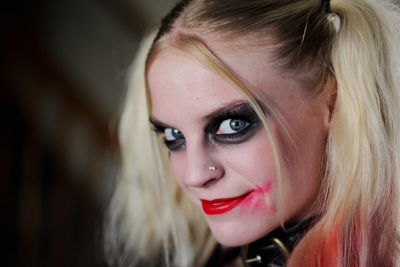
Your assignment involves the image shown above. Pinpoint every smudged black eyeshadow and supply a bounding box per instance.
[164,138,185,151]
[205,102,262,144]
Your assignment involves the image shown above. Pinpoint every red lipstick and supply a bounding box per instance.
[201,192,252,215]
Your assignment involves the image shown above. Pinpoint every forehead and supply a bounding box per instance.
[147,40,308,126]
[148,48,246,124]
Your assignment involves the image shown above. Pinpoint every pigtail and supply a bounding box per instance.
[329,0,400,265]
[291,0,400,266]
[105,32,166,267]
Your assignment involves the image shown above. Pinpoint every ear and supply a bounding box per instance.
[323,76,337,128]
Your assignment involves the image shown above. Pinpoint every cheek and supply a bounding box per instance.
[238,181,275,215]
[222,130,277,186]
[219,131,278,213]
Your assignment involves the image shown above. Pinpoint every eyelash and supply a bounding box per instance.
[153,113,261,152]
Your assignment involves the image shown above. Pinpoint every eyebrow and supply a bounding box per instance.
[149,116,171,130]
[204,100,254,120]
[149,100,244,128]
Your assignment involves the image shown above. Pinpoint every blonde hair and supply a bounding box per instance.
[106,0,400,266]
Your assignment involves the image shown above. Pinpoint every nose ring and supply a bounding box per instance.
[208,166,217,171]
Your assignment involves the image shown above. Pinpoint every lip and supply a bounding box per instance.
[201,191,252,215]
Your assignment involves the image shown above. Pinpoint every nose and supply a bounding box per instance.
[183,140,224,188]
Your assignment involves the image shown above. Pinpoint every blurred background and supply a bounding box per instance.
[1,0,176,266]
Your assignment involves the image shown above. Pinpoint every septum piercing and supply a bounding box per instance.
[208,166,217,171]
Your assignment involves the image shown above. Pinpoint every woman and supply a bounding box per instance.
[105,0,400,266]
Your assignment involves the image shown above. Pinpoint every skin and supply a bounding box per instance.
[148,39,332,247]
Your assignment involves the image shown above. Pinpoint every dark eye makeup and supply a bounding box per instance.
[152,124,186,151]
[205,102,262,144]
[150,101,265,151]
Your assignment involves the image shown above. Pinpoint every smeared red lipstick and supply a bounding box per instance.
[201,192,252,215]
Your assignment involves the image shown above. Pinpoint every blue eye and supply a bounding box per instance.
[163,128,185,151]
[216,119,249,135]
[164,128,183,141]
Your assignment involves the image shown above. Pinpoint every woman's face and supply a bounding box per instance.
[148,41,331,247]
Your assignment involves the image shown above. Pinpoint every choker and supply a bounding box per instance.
[240,217,316,267]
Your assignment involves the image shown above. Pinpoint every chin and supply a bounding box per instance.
[206,217,277,247]
[214,234,257,247]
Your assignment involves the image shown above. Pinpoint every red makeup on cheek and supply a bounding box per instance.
[239,181,274,213]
